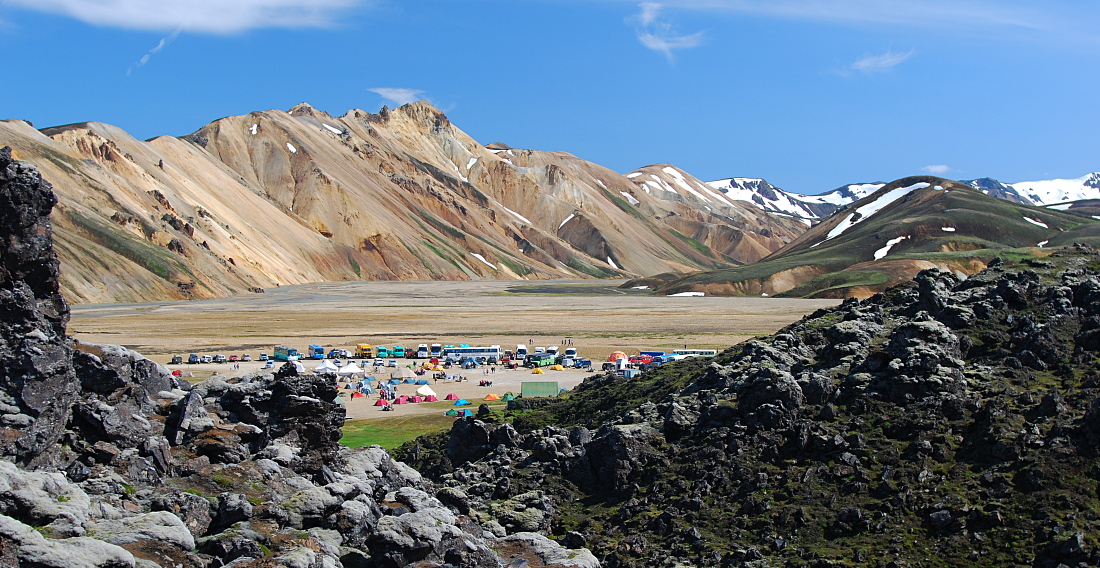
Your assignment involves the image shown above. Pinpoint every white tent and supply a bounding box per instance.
[338,363,364,376]
[291,361,305,374]
[314,360,339,374]
[415,385,437,397]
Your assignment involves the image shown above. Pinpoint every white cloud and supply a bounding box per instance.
[850,49,914,73]
[127,28,181,75]
[922,164,951,175]
[368,88,425,107]
[6,0,362,33]
[629,3,705,62]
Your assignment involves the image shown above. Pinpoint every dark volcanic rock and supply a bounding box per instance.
[0,147,79,469]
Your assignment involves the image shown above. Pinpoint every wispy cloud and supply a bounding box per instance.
[849,49,914,73]
[922,164,951,175]
[127,28,181,75]
[629,3,705,62]
[5,0,362,33]
[368,88,425,107]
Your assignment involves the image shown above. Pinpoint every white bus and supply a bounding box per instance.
[430,344,443,358]
[515,344,528,359]
[444,345,503,362]
[673,348,718,358]
[416,344,429,358]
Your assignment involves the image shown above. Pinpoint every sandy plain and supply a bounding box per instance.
[68,280,840,419]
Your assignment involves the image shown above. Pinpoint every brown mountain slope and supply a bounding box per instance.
[0,102,806,303]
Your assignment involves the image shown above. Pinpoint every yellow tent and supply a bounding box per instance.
[550,364,565,371]
[531,368,545,374]
[484,393,502,401]
[432,365,445,371]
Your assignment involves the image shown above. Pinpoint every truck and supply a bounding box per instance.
[416,344,429,358]
[430,344,443,358]
[355,344,373,358]
[563,347,578,359]
[392,346,406,358]
[376,346,389,358]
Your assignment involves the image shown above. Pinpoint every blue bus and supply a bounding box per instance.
[307,344,325,359]
[273,346,299,361]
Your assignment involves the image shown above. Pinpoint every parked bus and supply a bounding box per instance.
[526,353,557,368]
[673,348,718,358]
[416,344,429,358]
[444,345,503,363]
[563,347,578,359]
[392,346,406,358]
[430,344,443,358]
[273,345,299,361]
[376,346,389,358]
[355,344,373,358]
[307,344,325,359]
[515,344,528,359]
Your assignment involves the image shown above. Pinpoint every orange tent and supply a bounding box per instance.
[607,351,627,362]
[484,393,501,401]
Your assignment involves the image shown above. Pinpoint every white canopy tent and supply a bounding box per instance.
[338,363,364,376]
[415,385,437,397]
[314,360,339,374]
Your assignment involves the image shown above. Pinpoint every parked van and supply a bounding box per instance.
[187,353,200,364]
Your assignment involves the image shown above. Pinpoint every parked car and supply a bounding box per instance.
[170,355,183,364]
[201,355,213,363]
[388,360,397,367]
[259,353,269,361]
[229,355,239,362]
[242,354,251,361]
[213,354,227,363]
[264,360,274,369]
[373,358,385,367]
[188,353,200,364]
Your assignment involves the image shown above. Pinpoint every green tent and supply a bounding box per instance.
[501,392,516,402]
[444,409,460,416]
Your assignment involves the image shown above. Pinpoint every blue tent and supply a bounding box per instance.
[388,379,401,385]
[403,378,417,384]
[462,409,474,417]
[454,399,470,406]
[415,379,430,385]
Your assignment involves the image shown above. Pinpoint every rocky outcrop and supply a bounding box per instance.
[0,146,78,469]
[402,247,1100,568]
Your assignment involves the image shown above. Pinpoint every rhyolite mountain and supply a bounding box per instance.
[627,176,1100,298]
[0,102,804,304]
[399,246,1100,567]
[0,146,601,567]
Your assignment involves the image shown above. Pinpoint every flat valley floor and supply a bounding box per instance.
[69,280,840,423]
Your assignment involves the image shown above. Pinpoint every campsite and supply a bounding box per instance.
[69,279,839,447]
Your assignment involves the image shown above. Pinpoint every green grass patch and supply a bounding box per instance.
[341,414,460,450]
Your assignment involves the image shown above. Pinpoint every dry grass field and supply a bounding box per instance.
[68,279,840,361]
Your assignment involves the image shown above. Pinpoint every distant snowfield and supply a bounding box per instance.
[286,143,297,154]
[942,227,956,232]
[470,253,496,269]
[503,206,532,225]
[812,182,928,247]
[558,214,575,230]
[669,291,705,297]
[1023,216,1049,228]
[619,191,640,205]
[323,124,342,135]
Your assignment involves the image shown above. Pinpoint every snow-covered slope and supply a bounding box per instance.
[702,177,884,221]
[962,173,1100,206]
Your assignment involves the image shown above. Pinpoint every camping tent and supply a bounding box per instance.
[291,361,306,374]
[462,409,474,417]
[425,395,439,402]
[484,393,501,401]
[390,367,416,380]
[338,363,363,376]
[394,396,409,404]
[411,396,424,403]
[431,365,444,371]
[415,379,430,385]
[171,370,182,377]
[350,392,365,398]
[403,378,417,384]
[388,379,401,385]
[315,360,339,374]
[550,364,565,371]
[416,385,437,397]
[374,398,387,406]
[607,351,627,362]
[531,368,545,374]
[444,409,459,416]
[444,393,459,400]
[502,393,515,402]
[454,399,470,406]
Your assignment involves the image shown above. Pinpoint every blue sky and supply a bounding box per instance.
[1,0,1097,194]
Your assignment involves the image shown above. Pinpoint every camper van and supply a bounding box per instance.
[516,344,528,359]
[416,344,429,358]
[563,347,577,359]
[430,344,443,358]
